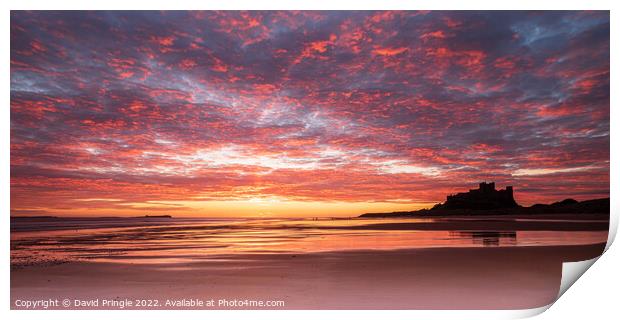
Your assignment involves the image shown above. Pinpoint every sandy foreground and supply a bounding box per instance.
[11,242,606,310]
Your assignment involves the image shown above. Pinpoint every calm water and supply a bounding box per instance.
[11,217,608,266]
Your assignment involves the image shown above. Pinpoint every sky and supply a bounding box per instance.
[10,11,610,217]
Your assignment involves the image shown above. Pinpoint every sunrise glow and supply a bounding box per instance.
[10,11,609,217]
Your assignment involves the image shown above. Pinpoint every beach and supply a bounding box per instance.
[10,216,608,309]
[11,244,606,310]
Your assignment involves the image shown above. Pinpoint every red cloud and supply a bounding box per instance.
[9,11,610,216]
[372,46,408,56]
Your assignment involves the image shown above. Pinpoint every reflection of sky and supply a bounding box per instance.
[11,218,608,266]
[10,11,609,217]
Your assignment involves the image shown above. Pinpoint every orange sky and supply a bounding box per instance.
[10,11,610,217]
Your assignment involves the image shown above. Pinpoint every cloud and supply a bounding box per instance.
[10,11,610,215]
[512,165,604,177]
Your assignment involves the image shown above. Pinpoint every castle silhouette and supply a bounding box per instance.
[360,182,609,217]
[433,182,519,210]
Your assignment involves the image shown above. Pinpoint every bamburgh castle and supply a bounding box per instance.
[433,182,519,210]
[360,181,609,217]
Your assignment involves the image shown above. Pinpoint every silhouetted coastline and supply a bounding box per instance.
[360,182,610,218]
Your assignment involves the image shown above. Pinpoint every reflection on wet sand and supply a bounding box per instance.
[10,216,609,309]
[11,217,608,267]
[451,231,517,246]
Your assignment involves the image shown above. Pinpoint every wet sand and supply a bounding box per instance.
[11,242,606,310]
[323,217,609,232]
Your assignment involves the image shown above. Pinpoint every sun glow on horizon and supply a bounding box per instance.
[11,198,436,218]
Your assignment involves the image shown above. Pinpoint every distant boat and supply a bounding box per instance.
[142,215,172,218]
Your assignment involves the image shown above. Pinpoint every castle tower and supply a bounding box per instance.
[479,182,495,193]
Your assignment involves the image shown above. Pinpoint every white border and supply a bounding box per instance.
[3,1,616,319]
